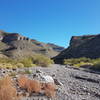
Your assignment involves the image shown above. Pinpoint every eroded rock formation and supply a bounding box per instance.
[54,34,100,63]
[0,30,64,58]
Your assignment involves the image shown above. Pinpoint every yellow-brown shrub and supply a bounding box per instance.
[18,75,28,89]
[18,76,41,93]
[26,80,41,93]
[44,83,56,98]
[17,76,56,98]
[0,76,18,100]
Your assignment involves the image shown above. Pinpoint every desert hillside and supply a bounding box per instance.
[54,34,100,63]
[0,30,64,59]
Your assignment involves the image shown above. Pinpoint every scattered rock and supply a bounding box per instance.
[54,79,63,86]
[33,71,54,83]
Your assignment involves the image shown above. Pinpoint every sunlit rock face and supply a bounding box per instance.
[53,34,100,64]
[2,33,30,43]
[0,30,64,58]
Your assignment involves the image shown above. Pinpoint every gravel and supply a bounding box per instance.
[0,64,100,100]
[28,64,100,100]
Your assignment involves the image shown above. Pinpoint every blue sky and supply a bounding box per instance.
[0,0,100,47]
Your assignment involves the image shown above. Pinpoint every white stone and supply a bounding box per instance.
[42,75,54,83]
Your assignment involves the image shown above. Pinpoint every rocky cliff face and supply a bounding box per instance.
[0,31,64,58]
[54,34,100,63]
[70,35,97,47]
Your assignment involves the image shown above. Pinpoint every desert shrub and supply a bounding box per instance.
[31,54,54,67]
[0,76,13,87]
[17,76,56,98]
[20,58,33,67]
[91,58,100,71]
[0,63,17,69]
[0,58,17,64]
[16,63,24,68]
[64,58,75,65]
[77,57,91,62]
[64,57,91,66]
[18,76,41,93]
[0,85,17,100]
[26,80,41,93]
[74,62,93,67]
[0,76,18,100]
[18,75,29,89]
[0,54,53,68]
[44,83,56,98]
[0,58,17,69]
[64,57,100,70]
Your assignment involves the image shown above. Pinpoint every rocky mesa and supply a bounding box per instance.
[54,34,100,63]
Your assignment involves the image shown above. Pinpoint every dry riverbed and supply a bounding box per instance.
[0,64,100,100]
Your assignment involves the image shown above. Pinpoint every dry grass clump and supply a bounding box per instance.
[26,80,41,93]
[0,76,18,100]
[0,76,12,86]
[43,83,56,98]
[18,76,41,93]
[18,76,56,98]
[18,75,28,89]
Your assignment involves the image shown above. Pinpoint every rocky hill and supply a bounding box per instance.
[54,34,100,63]
[0,30,64,59]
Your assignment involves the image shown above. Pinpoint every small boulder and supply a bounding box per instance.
[33,70,54,83]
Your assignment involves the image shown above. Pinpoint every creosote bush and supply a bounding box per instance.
[91,58,100,71]
[64,57,100,71]
[64,57,91,66]
[0,54,53,68]
[19,54,53,67]
[19,58,33,67]
[74,62,93,67]
[31,54,54,67]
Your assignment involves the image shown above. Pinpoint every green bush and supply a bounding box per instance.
[0,63,14,69]
[31,54,54,67]
[16,63,24,68]
[91,58,100,71]
[20,58,33,67]
[0,58,16,64]
[17,54,53,67]
[64,57,92,68]
[64,57,91,66]
[0,54,53,68]
[74,62,93,67]
[64,57,100,70]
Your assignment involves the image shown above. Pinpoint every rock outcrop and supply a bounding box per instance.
[54,34,100,63]
[0,30,64,58]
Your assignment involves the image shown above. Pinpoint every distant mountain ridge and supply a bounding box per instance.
[0,30,64,58]
[53,34,100,63]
